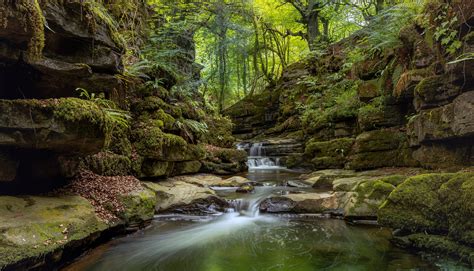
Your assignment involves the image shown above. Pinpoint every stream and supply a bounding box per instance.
[65,146,469,270]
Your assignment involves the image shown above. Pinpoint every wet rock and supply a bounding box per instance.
[286,180,311,188]
[143,178,228,214]
[0,195,108,270]
[260,192,340,214]
[119,188,157,230]
[236,184,255,193]
[378,172,474,264]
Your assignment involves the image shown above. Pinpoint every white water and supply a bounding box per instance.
[100,188,278,268]
[244,142,287,170]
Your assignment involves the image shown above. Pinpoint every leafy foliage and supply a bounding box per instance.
[76,88,131,130]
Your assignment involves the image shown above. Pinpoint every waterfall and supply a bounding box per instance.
[246,142,285,170]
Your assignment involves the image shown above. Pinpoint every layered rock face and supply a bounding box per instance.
[225,1,474,171]
[0,1,125,193]
[224,0,474,264]
[0,1,246,194]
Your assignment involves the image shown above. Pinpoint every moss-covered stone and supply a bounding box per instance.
[119,188,156,227]
[141,160,170,177]
[0,196,107,269]
[357,78,382,102]
[0,98,109,154]
[439,173,474,246]
[351,129,406,153]
[378,173,455,233]
[171,161,202,175]
[81,151,131,176]
[414,75,461,109]
[392,234,474,266]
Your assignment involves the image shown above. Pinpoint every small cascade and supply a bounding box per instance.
[244,142,286,170]
[226,196,262,217]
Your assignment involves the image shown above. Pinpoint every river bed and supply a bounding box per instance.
[64,170,469,271]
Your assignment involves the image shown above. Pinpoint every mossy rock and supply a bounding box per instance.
[140,160,170,178]
[351,129,406,153]
[119,188,156,227]
[357,79,382,102]
[392,234,474,266]
[171,161,202,175]
[0,98,110,154]
[439,173,474,246]
[132,123,204,162]
[305,137,355,158]
[378,173,455,233]
[81,151,131,176]
[414,75,461,109]
[0,196,107,269]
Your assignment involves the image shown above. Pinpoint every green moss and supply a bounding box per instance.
[82,0,126,48]
[132,123,187,159]
[0,196,107,268]
[301,80,361,133]
[395,234,474,266]
[378,173,455,233]
[305,137,354,157]
[439,173,474,246]
[13,0,45,60]
[119,188,156,225]
[82,151,131,176]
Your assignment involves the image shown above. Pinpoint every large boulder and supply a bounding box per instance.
[143,178,228,214]
[0,195,108,270]
[378,172,474,265]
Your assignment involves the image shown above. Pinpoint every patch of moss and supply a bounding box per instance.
[118,188,156,225]
[12,0,45,60]
[82,151,131,176]
[439,173,474,246]
[395,234,474,266]
[378,173,455,233]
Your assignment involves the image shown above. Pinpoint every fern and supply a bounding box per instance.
[359,4,419,57]
[76,88,131,129]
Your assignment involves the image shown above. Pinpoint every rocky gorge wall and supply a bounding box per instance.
[225,0,474,172]
[224,0,474,265]
[0,0,246,195]
[0,2,247,269]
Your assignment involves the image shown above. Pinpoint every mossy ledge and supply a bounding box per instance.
[378,172,474,265]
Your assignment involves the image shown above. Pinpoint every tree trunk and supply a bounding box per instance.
[306,0,321,51]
